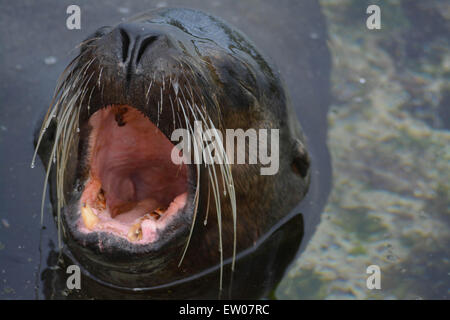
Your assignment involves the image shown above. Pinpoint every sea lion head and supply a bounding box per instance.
[34,8,311,290]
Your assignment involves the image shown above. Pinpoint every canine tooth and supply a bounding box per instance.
[128,222,143,241]
[81,205,99,230]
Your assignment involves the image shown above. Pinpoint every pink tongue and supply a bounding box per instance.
[103,173,137,217]
[86,105,188,218]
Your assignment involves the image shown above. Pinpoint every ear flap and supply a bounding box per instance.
[291,139,310,178]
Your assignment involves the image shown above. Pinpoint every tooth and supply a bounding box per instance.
[149,207,166,220]
[96,189,106,210]
[127,222,142,241]
[81,205,99,230]
[149,211,161,220]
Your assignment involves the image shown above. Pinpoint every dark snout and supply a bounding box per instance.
[115,23,171,78]
[92,22,176,81]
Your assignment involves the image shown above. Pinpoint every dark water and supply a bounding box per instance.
[0,0,330,299]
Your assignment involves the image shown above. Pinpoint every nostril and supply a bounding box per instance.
[136,35,158,65]
[120,29,130,63]
[115,24,162,80]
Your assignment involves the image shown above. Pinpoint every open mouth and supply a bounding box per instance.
[78,104,189,244]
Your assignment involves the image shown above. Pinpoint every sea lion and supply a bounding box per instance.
[34,7,313,297]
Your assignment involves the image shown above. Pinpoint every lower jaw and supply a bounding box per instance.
[63,178,195,263]
[78,191,188,244]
